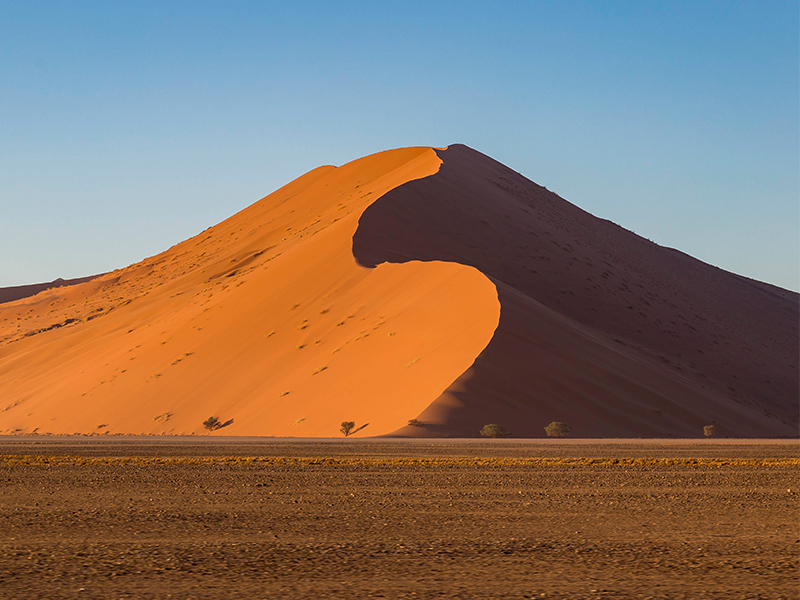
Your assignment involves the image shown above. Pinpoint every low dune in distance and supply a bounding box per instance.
[0,144,796,437]
[0,275,100,305]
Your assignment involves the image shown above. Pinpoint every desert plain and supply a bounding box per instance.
[0,437,797,599]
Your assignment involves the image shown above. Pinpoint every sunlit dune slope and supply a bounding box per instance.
[353,145,798,437]
[0,147,500,436]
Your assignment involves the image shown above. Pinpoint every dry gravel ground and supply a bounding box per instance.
[0,438,797,599]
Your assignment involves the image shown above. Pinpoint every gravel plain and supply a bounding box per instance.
[0,438,797,599]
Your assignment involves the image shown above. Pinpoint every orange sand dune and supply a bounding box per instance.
[0,144,796,437]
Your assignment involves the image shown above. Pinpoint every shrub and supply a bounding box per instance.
[544,421,571,438]
[203,416,222,431]
[407,419,423,427]
[703,424,717,438]
[480,424,510,438]
[340,421,355,437]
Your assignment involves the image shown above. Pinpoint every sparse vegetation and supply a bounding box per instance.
[704,424,717,438]
[1,455,796,467]
[203,416,222,431]
[480,424,510,438]
[544,421,571,438]
[407,419,423,427]
[340,421,355,437]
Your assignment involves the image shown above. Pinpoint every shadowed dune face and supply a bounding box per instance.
[0,147,499,436]
[353,145,798,437]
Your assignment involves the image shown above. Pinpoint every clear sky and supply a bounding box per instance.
[2,1,798,291]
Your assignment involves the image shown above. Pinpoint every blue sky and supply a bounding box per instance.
[2,1,798,290]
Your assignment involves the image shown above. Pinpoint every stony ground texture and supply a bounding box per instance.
[0,438,797,599]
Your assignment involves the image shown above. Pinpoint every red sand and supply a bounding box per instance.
[0,145,796,437]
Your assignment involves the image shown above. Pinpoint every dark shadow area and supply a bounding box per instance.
[352,145,798,437]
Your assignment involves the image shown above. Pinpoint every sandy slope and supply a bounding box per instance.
[0,147,499,436]
[0,144,796,437]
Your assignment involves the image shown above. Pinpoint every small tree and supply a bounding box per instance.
[340,421,355,437]
[203,416,222,431]
[544,421,571,438]
[480,424,510,438]
[407,419,423,427]
[703,424,717,438]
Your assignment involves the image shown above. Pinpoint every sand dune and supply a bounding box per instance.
[0,144,796,437]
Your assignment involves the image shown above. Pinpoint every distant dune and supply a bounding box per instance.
[0,275,100,305]
[0,145,796,437]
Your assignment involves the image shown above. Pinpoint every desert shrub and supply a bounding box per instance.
[407,419,423,427]
[203,416,222,431]
[544,421,571,438]
[480,424,510,438]
[340,421,355,437]
[703,424,717,438]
